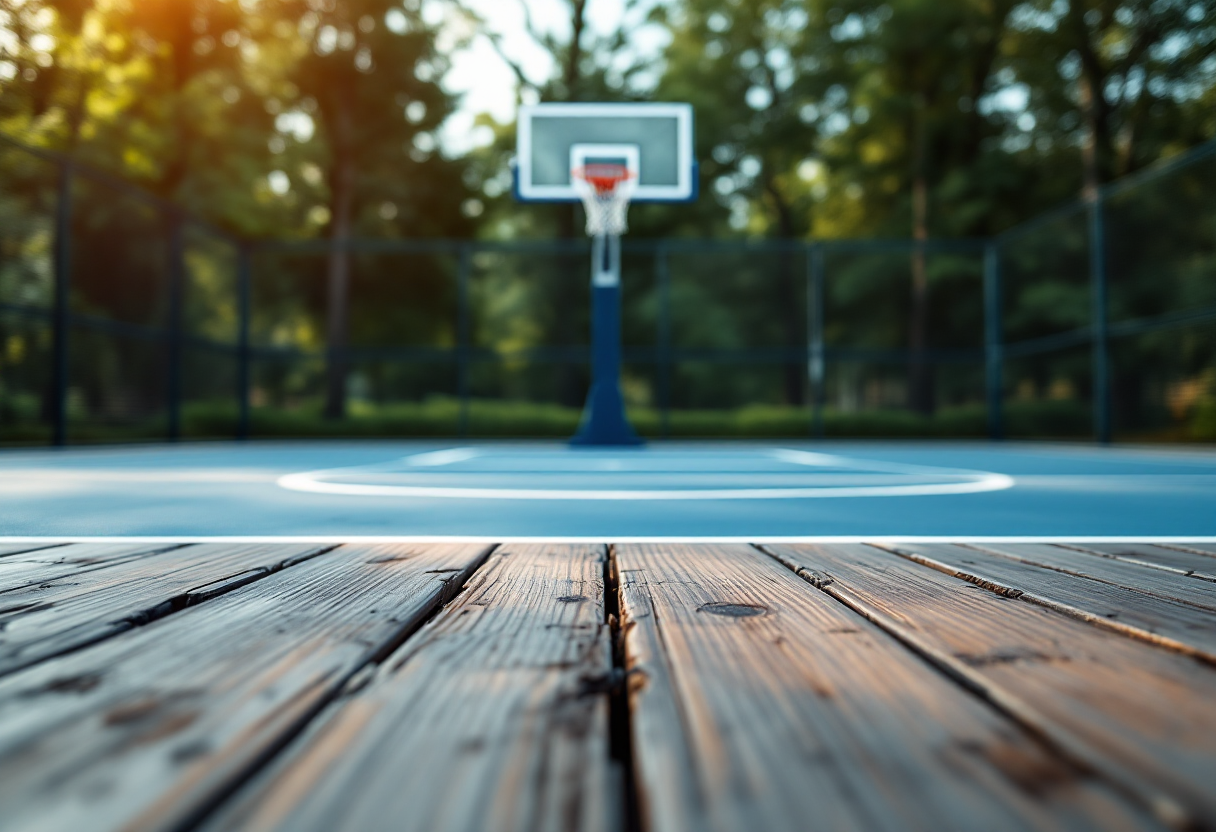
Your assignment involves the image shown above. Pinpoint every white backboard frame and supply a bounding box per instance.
[515,103,696,203]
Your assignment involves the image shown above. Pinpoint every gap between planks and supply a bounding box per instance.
[1056,543,1216,584]
[4,541,1212,832]
[0,541,70,559]
[877,541,1216,667]
[758,542,1216,829]
[617,543,1167,832]
[200,543,619,832]
[0,542,496,832]
[0,542,189,596]
[0,543,343,678]
[965,543,1216,611]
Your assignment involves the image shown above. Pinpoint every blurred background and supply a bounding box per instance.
[0,0,1213,444]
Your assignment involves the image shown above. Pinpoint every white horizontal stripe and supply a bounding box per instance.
[1,536,1214,544]
[275,471,1015,500]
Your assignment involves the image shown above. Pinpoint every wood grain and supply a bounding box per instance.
[1065,543,1216,582]
[0,542,492,832]
[0,542,67,558]
[972,543,1216,612]
[765,542,1216,827]
[616,543,1158,832]
[0,542,334,677]
[0,542,183,594]
[1162,542,1216,557]
[204,543,615,832]
[885,542,1216,662]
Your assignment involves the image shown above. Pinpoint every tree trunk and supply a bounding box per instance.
[1078,76,1098,201]
[1069,6,1113,201]
[553,0,589,409]
[764,177,804,406]
[156,13,198,200]
[39,57,90,426]
[909,98,933,416]
[324,111,356,420]
[564,0,586,100]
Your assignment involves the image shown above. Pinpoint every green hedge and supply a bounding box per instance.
[191,397,1094,440]
[11,395,1210,444]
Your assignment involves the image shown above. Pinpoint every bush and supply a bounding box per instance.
[8,395,1191,445]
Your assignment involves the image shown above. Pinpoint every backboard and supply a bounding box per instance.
[515,103,696,203]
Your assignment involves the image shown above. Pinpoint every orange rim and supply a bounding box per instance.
[573,164,633,195]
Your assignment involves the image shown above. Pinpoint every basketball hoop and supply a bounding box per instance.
[572,163,636,237]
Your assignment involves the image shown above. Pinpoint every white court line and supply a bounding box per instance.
[275,475,1015,500]
[770,448,1005,476]
[405,447,482,467]
[276,448,1015,501]
[1,536,1214,544]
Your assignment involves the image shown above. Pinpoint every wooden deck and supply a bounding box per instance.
[1,540,1214,831]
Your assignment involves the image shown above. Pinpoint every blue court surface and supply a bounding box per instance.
[1,440,1214,540]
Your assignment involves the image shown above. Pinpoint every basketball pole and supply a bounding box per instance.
[571,232,643,446]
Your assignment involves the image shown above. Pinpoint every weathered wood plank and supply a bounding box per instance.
[0,542,67,558]
[0,542,492,832]
[973,543,1216,612]
[765,542,1216,827]
[0,542,183,594]
[616,543,1158,832]
[204,543,614,832]
[1067,543,1216,582]
[1162,542,1216,557]
[0,542,333,677]
[885,542,1216,661]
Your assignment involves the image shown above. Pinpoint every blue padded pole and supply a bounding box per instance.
[571,233,642,446]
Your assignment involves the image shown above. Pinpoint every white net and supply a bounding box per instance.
[572,166,636,237]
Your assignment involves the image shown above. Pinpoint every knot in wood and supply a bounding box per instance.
[697,602,767,618]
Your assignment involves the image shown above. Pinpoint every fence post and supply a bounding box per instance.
[983,243,1003,440]
[808,243,825,438]
[166,214,184,442]
[1089,192,1111,445]
[656,243,671,439]
[50,159,73,447]
[236,241,252,440]
[457,244,471,438]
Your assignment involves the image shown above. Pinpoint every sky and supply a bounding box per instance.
[434,0,670,154]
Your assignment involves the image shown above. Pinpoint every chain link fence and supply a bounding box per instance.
[2,132,1214,444]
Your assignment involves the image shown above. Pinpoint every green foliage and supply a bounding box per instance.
[1192,394,1216,442]
[205,397,1090,439]
[2,0,1214,441]
[0,0,471,240]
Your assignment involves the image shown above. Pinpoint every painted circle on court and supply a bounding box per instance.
[277,447,1015,501]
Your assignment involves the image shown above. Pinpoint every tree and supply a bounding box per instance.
[0,0,93,148]
[1,0,473,422]
[1006,0,1216,198]
[651,0,833,404]
[455,0,654,407]
[819,0,1017,413]
[267,0,471,418]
